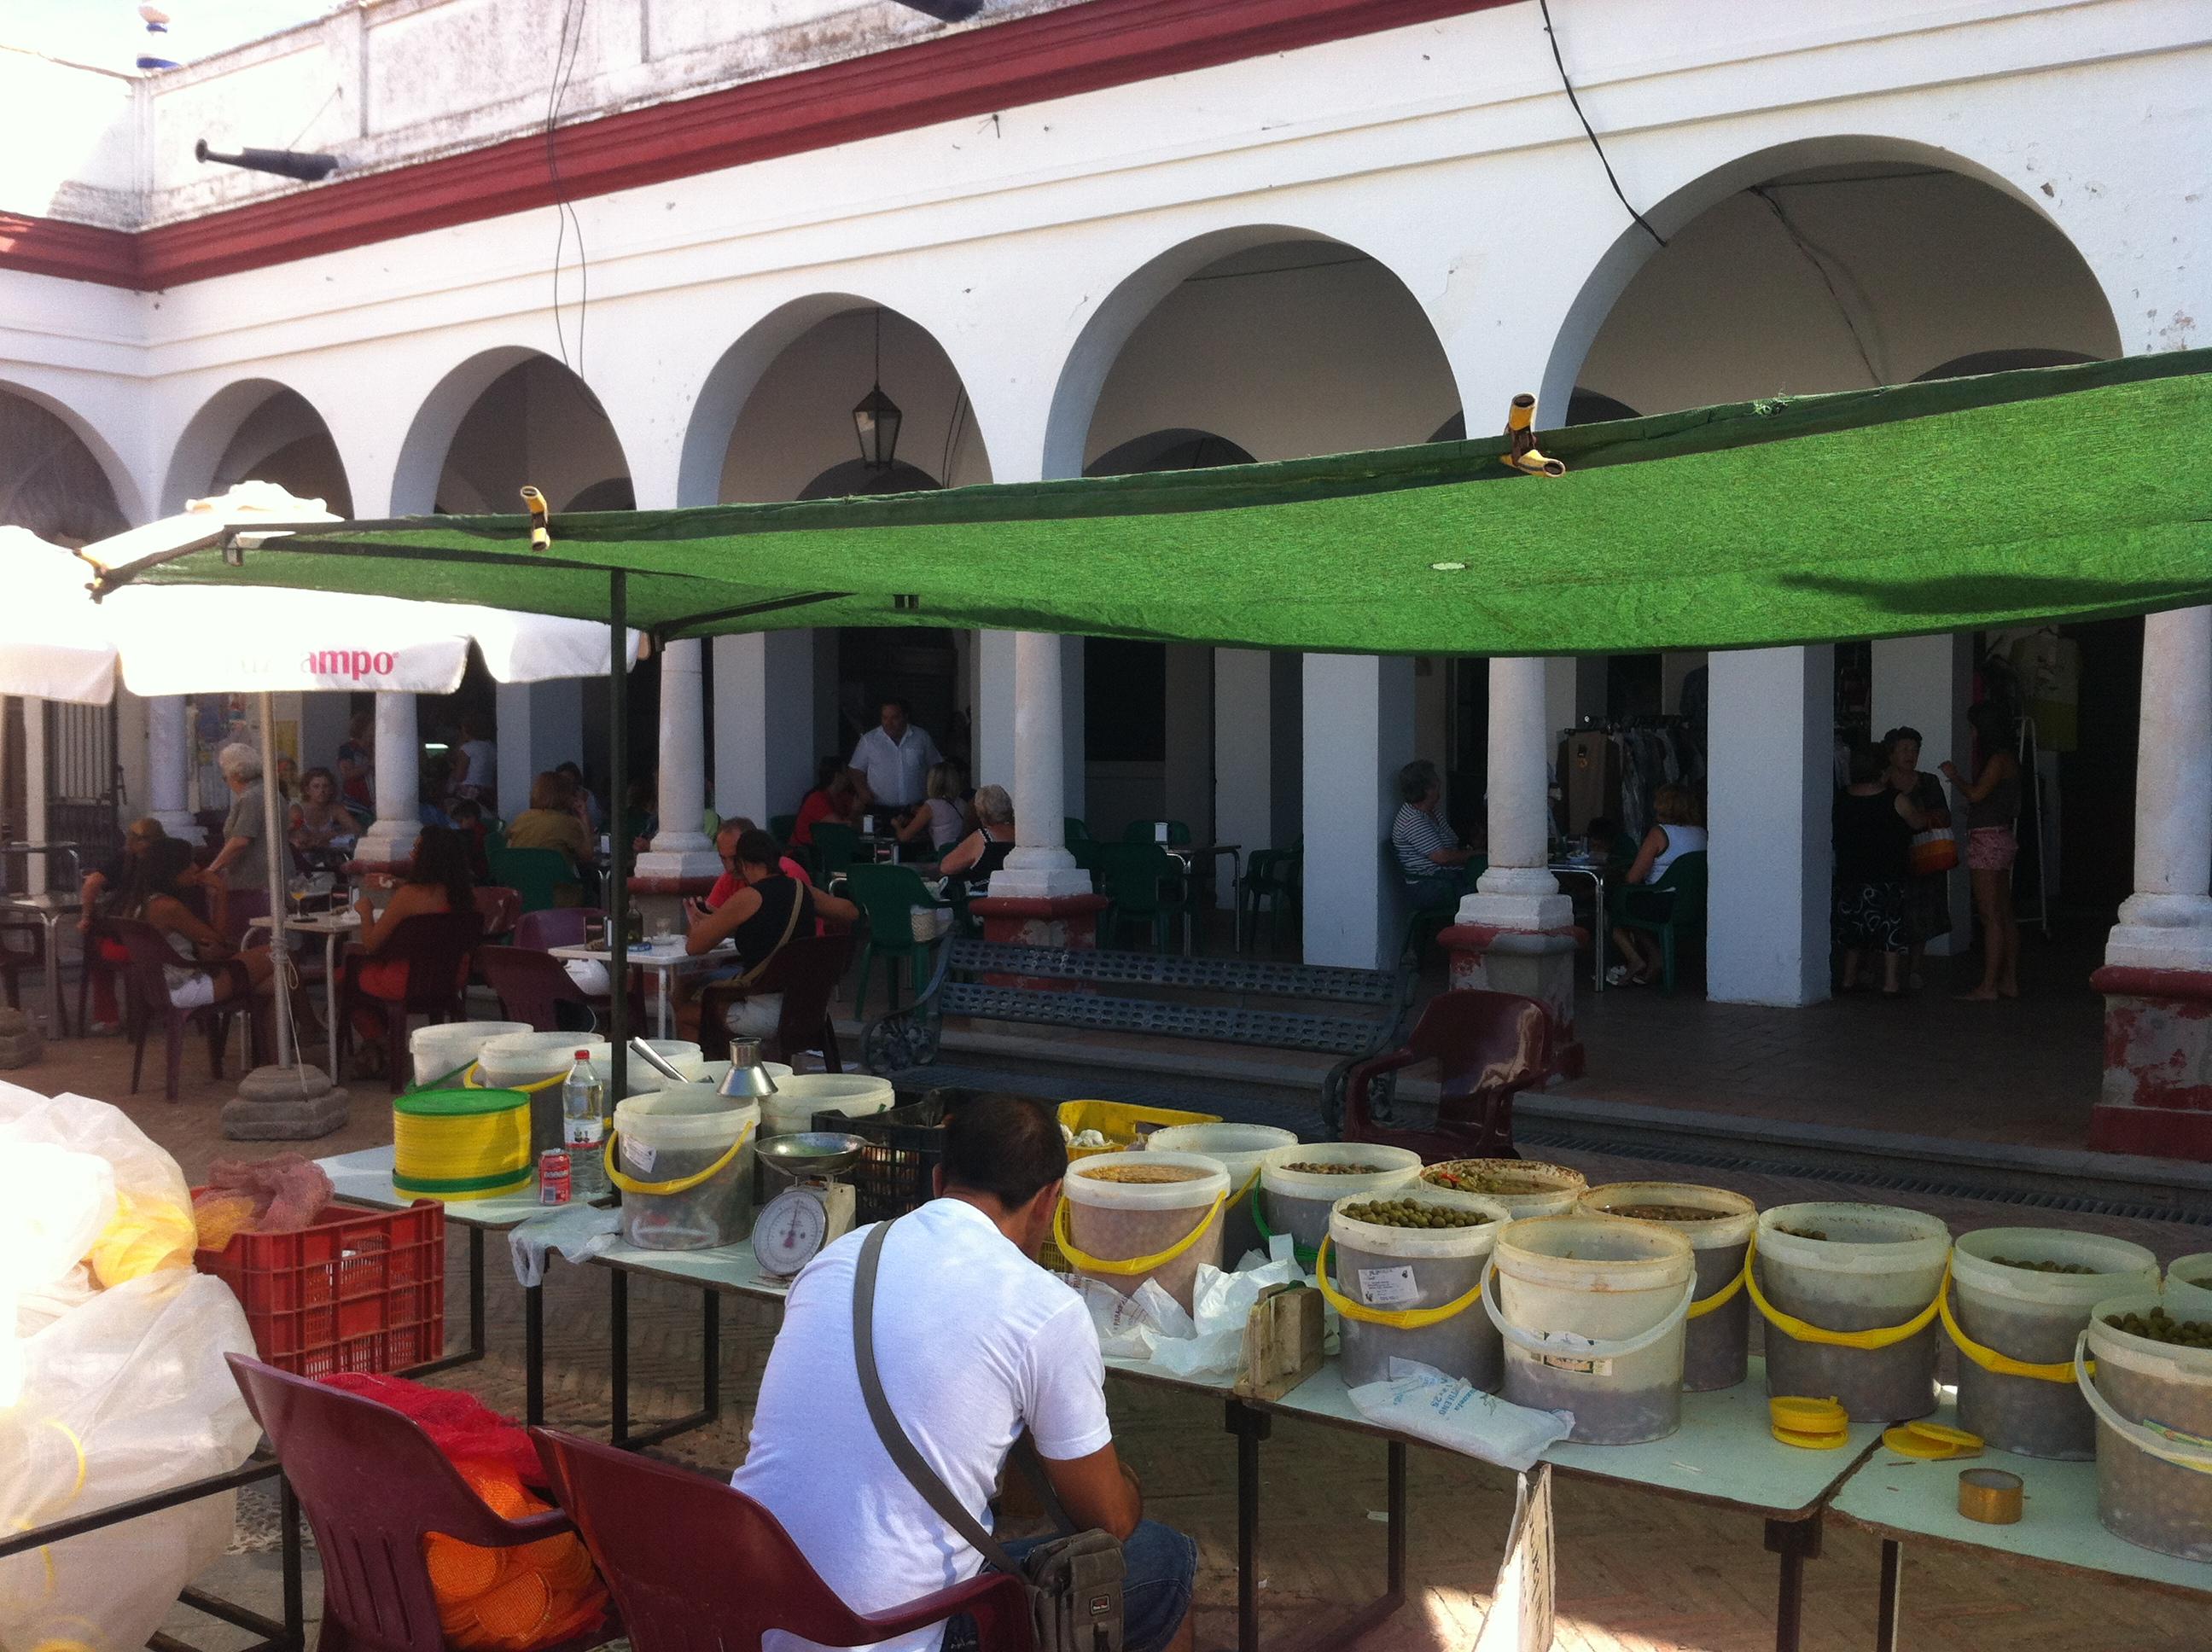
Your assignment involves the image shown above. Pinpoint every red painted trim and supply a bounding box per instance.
[2090,964,2212,1003]
[0,211,139,288]
[6,0,1510,291]
[2088,1102,2212,1162]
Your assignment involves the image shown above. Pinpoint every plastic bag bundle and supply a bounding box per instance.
[195,1153,336,1238]
[1,1084,260,1652]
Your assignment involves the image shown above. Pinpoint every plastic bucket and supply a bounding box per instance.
[1419,1158,1588,1217]
[608,1085,760,1250]
[760,1072,893,1140]
[2078,1291,2212,1561]
[621,1039,707,1094]
[1752,1203,1950,1422]
[1258,1143,1421,1261]
[2163,1253,2212,1318]
[392,1086,533,1201]
[1059,1150,1230,1314]
[474,1034,609,1156]
[1147,1123,1298,1264]
[1579,1183,1756,1393]
[1487,1214,1696,1444]
[1323,1188,1511,1389]
[1947,1228,2159,1459]
[410,1021,528,1088]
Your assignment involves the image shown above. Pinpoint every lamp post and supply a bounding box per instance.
[853,308,902,470]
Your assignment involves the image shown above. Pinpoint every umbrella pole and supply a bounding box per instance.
[607,572,628,1107]
[258,691,295,1069]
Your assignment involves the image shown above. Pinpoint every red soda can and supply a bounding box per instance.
[538,1149,573,1205]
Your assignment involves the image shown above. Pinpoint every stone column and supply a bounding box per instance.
[20,698,48,894]
[712,631,817,829]
[1300,654,1413,969]
[632,637,719,912]
[978,631,1084,822]
[1706,644,1834,1006]
[974,630,1105,950]
[146,695,197,835]
[1446,657,1580,1072]
[352,693,420,873]
[2092,606,2212,1160]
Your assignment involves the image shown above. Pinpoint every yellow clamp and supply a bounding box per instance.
[1939,1267,2088,1383]
[1313,1236,1487,1331]
[603,1122,754,1196]
[1052,1190,1228,1277]
[460,1062,567,1094]
[1743,1230,1944,1350]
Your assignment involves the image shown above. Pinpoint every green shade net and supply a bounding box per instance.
[130,351,2212,655]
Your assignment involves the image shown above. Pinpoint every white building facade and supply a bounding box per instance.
[3,0,2209,1149]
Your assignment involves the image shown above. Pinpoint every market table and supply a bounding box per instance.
[1830,1391,2212,1649]
[546,934,734,1038]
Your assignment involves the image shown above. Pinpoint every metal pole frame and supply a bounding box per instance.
[608,570,629,1107]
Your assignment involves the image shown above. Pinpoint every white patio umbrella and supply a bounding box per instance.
[9,486,643,1081]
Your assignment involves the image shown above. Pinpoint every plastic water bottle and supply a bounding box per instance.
[562,1050,608,1200]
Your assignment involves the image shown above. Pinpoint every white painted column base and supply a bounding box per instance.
[355,692,421,870]
[992,849,1093,900]
[1458,867,1573,933]
[2106,895,2212,973]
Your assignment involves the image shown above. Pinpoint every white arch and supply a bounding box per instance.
[160,376,352,515]
[0,377,147,527]
[1538,133,2124,416]
[674,294,992,509]
[390,347,634,516]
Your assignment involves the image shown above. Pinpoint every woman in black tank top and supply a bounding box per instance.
[687,829,859,973]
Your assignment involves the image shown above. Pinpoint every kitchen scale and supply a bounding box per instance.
[753,1131,868,1277]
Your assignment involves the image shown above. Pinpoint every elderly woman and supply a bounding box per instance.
[206,741,270,891]
[1391,759,1476,912]
[940,782,1016,885]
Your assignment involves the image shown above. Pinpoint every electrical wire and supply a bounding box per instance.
[1537,0,1664,250]
[545,0,591,374]
[939,385,969,486]
[1749,186,1883,385]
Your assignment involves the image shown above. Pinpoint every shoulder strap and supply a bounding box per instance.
[853,1219,1022,1573]
[736,881,806,988]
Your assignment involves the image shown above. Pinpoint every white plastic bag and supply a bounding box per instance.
[1343,1359,1573,1473]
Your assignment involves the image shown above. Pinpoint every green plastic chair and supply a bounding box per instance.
[769,813,800,846]
[486,846,581,914]
[1613,850,1708,992]
[812,823,864,879]
[482,824,508,857]
[842,864,952,1021]
[1093,841,1177,953]
[1064,817,1093,843]
[1238,840,1303,951]
[1067,837,1103,878]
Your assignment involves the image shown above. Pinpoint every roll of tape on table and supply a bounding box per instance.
[1957,1467,2024,1524]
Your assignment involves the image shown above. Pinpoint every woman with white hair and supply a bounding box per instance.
[938,782,1015,886]
[206,741,269,891]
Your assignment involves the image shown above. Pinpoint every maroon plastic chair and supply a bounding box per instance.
[1340,988,1552,1160]
[220,887,272,950]
[696,932,853,1068]
[513,907,603,952]
[106,916,260,1102]
[479,944,641,1034]
[473,885,523,943]
[337,910,485,1091]
[226,1355,605,1652]
[530,1425,1033,1652]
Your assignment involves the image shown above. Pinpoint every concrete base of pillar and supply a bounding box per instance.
[1441,922,1585,1080]
[631,849,719,893]
[2089,964,2212,1161]
[352,823,418,875]
[970,894,1109,988]
[222,1063,351,1141]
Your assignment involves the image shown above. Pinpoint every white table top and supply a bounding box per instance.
[548,938,733,969]
[323,1144,550,1229]
[251,910,362,934]
[1830,1391,2212,1597]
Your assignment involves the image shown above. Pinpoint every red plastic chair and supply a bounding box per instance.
[337,910,485,1092]
[106,916,261,1102]
[530,1426,1033,1652]
[1339,988,1552,1160]
[478,945,642,1033]
[226,1355,604,1652]
[221,887,273,950]
[696,932,853,1068]
[513,907,604,952]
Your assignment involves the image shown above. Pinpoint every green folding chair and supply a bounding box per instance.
[1064,817,1094,843]
[812,823,863,879]
[1093,841,1177,953]
[842,864,953,1021]
[1613,850,1708,992]
[769,813,800,846]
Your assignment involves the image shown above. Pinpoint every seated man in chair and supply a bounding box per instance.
[735,1094,1196,1652]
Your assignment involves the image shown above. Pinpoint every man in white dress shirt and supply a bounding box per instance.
[848,697,943,818]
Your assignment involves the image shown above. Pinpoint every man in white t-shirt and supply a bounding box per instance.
[734,1095,1196,1652]
[847,698,942,816]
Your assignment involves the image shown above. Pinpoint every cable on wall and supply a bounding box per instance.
[1749,186,1884,385]
[546,0,591,375]
[1537,0,1665,251]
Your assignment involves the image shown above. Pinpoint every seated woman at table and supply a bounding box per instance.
[506,771,593,876]
[288,767,364,870]
[1606,783,1708,986]
[127,836,277,1015]
[791,755,860,847]
[346,827,476,1075]
[684,829,860,1038]
[939,782,1016,887]
[894,762,968,858]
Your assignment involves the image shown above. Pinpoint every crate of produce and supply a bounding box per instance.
[826,1095,952,1224]
[195,1196,446,1378]
[1057,1100,1220,1160]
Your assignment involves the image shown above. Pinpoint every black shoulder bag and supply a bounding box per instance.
[853,1217,1126,1652]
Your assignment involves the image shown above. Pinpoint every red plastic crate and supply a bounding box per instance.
[195,1195,446,1378]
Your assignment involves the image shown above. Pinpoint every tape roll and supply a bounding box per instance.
[1957,1468,2024,1524]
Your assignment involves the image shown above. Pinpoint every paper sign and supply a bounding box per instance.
[1359,1265,1421,1307]
[1473,1463,1555,1652]
[621,1136,655,1172]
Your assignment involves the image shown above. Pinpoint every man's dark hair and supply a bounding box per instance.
[881,696,911,716]
[733,829,783,870]
[941,1092,1068,1208]
[1397,758,1440,804]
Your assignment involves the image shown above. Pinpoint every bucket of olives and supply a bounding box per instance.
[2079,1291,2212,1562]
[1579,1183,1757,1393]
[1325,1188,1511,1390]
[1417,1158,1586,1217]
[2163,1251,2212,1318]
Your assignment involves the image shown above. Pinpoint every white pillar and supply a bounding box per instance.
[1707,645,1833,1006]
[1461,657,1571,929]
[2106,607,2212,970]
[355,692,420,868]
[1301,654,1413,969]
[1214,649,1301,906]
[20,697,48,893]
[992,631,1090,898]
[147,695,196,835]
[1871,633,1970,953]
[634,637,718,882]
[713,631,818,829]
[979,631,1083,826]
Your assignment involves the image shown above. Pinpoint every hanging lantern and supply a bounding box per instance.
[852,307,902,470]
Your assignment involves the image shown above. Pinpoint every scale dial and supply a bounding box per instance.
[754,1186,831,1277]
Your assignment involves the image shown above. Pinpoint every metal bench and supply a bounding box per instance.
[860,938,1414,1129]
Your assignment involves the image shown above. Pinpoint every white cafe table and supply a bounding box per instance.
[547,934,735,1038]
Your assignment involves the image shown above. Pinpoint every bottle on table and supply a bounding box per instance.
[562,1050,608,1200]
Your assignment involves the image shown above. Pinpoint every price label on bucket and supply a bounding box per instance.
[1359,1266,1422,1308]
[1534,1352,1614,1376]
[623,1137,656,1173]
